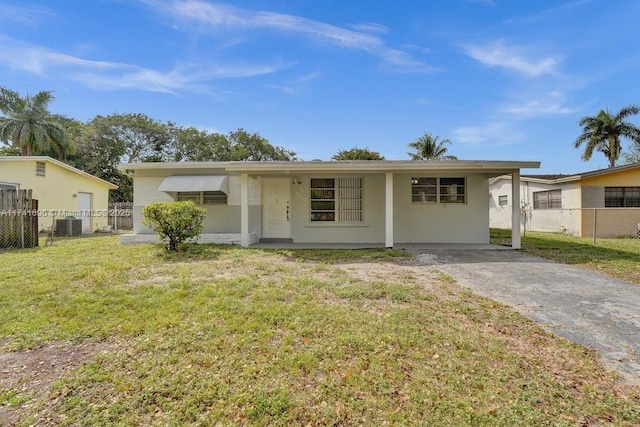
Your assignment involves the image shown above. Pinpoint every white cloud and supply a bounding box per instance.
[0,4,56,26]
[347,22,390,35]
[499,91,582,117]
[452,122,523,145]
[265,72,323,95]
[463,39,561,77]
[0,35,288,93]
[144,0,436,73]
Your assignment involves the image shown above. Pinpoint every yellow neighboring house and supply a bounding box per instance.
[0,156,118,233]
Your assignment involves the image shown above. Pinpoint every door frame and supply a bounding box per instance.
[261,178,291,240]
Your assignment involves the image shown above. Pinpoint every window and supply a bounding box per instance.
[605,187,640,207]
[175,191,227,205]
[412,177,466,204]
[498,195,508,207]
[533,189,561,209]
[36,161,45,177]
[310,177,363,222]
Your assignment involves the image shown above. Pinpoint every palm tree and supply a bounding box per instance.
[574,105,640,168]
[0,86,72,157]
[407,132,457,160]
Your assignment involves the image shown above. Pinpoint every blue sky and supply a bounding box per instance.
[2,0,640,173]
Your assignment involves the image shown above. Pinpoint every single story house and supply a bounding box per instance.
[0,156,118,233]
[490,162,640,237]
[120,160,539,248]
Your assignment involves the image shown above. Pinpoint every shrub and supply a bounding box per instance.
[142,201,206,250]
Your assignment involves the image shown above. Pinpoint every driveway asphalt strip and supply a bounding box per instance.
[408,249,640,386]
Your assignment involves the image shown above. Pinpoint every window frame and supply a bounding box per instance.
[605,186,640,207]
[173,191,227,205]
[533,189,562,209]
[498,195,508,207]
[411,177,466,204]
[310,177,363,223]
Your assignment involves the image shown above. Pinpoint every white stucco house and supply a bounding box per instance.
[490,163,640,237]
[120,160,539,248]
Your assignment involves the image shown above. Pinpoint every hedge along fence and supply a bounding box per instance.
[0,189,39,249]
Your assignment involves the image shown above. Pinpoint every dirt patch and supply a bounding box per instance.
[0,341,113,426]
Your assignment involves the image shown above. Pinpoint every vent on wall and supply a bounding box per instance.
[36,161,46,177]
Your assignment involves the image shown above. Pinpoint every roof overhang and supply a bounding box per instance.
[158,175,229,193]
[120,160,540,176]
[0,156,118,189]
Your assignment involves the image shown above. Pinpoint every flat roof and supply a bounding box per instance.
[120,159,540,174]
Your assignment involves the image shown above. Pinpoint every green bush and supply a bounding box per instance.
[142,201,206,250]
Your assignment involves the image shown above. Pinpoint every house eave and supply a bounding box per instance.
[120,160,540,175]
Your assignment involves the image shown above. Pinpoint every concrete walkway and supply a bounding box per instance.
[406,249,640,386]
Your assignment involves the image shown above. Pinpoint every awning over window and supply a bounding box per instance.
[158,175,229,194]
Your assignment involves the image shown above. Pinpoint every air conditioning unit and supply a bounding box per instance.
[55,219,83,236]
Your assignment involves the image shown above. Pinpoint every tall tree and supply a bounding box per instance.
[0,86,73,157]
[574,105,640,168]
[332,147,385,160]
[407,132,457,160]
[223,129,296,161]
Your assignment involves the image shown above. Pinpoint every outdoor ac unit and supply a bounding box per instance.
[55,219,82,236]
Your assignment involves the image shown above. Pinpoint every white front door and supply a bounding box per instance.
[77,192,92,233]
[262,178,291,239]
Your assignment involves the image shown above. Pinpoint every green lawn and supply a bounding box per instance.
[1,236,639,425]
[491,228,640,284]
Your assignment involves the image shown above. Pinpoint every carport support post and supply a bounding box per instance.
[240,173,249,248]
[385,172,394,248]
[511,170,521,249]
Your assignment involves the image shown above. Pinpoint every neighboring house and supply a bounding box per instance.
[0,156,118,233]
[490,163,640,237]
[121,160,538,248]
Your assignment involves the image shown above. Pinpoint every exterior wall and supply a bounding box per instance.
[490,177,581,234]
[394,173,489,244]
[131,170,261,236]
[289,174,385,243]
[0,159,112,232]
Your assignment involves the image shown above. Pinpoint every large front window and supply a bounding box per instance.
[533,189,561,209]
[605,187,640,207]
[310,178,363,222]
[411,177,466,204]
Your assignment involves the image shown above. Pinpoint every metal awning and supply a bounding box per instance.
[158,175,229,193]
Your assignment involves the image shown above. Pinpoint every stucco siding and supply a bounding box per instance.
[581,186,604,208]
[289,174,385,243]
[131,170,261,234]
[394,173,489,244]
[0,159,112,232]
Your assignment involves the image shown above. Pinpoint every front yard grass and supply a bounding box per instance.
[1,235,639,425]
[491,228,640,284]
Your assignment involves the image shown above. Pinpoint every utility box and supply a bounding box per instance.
[55,218,83,236]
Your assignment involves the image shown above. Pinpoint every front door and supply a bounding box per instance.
[262,178,291,239]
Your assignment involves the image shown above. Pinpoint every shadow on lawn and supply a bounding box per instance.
[268,248,411,264]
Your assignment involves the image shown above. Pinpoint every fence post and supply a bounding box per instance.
[115,202,119,232]
[592,208,597,244]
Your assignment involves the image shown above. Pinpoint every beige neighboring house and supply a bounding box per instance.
[121,159,539,248]
[490,163,640,237]
[0,156,118,233]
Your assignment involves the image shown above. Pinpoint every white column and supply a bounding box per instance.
[385,172,394,248]
[511,170,521,249]
[240,173,249,248]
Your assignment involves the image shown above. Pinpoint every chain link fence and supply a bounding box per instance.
[521,208,640,240]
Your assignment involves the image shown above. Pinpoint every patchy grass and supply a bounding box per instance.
[1,236,639,425]
[491,228,640,284]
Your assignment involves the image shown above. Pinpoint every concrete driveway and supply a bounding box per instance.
[408,249,640,386]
